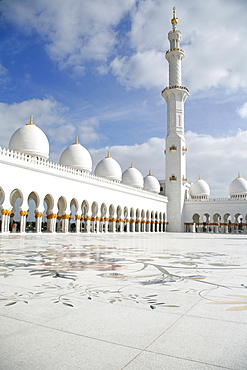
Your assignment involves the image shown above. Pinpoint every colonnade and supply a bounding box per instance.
[1,208,168,234]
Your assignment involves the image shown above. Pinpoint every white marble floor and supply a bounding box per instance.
[0,232,247,369]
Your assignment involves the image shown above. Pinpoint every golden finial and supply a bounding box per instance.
[130,162,134,168]
[238,172,241,178]
[198,174,201,180]
[27,115,34,125]
[171,7,178,29]
[106,151,111,158]
[148,170,152,176]
[75,136,79,144]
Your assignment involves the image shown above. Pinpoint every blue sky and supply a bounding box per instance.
[0,0,247,197]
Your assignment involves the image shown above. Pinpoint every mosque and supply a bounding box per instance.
[0,8,246,234]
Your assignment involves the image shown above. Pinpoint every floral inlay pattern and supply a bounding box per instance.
[0,237,246,310]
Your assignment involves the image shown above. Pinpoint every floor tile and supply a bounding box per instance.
[147,315,247,369]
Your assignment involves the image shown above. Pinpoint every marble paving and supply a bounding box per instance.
[0,232,247,369]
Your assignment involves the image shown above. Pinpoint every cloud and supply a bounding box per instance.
[90,137,165,178]
[113,0,247,93]
[0,63,9,85]
[237,102,247,119]
[186,130,247,197]
[47,124,76,145]
[2,0,247,94]
[1,0,135,73]
[79,117,104,144]
[89,129,247,198]
[111,50,165,89]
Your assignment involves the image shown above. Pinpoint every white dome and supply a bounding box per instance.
[190,177,210,198]
[9,117,49,160]
[229,175,247,197]
[144,172,160,193]
[122,164,144,189]
[59,138,92,173]
[94,152,122,182]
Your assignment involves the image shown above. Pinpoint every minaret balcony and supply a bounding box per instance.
[162,86,189,94]
[166,48,184,54]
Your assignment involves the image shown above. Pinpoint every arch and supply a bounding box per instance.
[81,200,89,216]
[135,208,140,232]
[57,196,67,217]
[10,188,23,210]
[116,205,122,232]
[81,200,89,233]
[0,187,5,206]
[213,213,221,233]
[235,213,243,233]
[201,213,210,233]
[70,198,79,232]
[192,213,200,224]
[123,206,129,232]
[91,201,99,232]
[146,210,150,232]
[109,204,115,232]
[10,189,24,232]
[150,211,154,232]
[130,207,135,232]
[43,194,55,233]
[57,196,67,233]
[44,194,54,214]
[162,212,166,232]
[101,203,107,217]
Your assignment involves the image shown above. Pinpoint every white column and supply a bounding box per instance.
[35,212,43,233]
[20,211,27,233]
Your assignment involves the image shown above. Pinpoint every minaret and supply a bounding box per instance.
[162,8,189,232]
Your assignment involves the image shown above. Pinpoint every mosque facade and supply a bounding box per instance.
[0,8,246,234]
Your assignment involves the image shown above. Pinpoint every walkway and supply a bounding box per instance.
[0,233,246,369]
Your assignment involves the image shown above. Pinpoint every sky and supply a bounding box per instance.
[0,0,247,197]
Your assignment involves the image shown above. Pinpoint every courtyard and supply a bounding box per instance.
[0,232,246,369]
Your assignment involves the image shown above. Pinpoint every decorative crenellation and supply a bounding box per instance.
[166,48,184,54]
[0,147,164,199]
[162,86,189,93]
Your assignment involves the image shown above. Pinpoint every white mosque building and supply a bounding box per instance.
[0,8,246,235]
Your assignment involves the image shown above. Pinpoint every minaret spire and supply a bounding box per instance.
[171,7,178,31]
[161,8,189,232]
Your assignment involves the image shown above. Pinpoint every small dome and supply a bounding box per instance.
[9,116,49,160]
[94,152,122,182]
[59,137,92,173]
[229,174,247,198]
[122,163,144,189]
[190,176,210,198]
[144,171,160,193]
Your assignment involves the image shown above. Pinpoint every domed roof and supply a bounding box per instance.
[190,176,210,198]
[59,137,92,173]
[144,171,160,193]
[229,174,247,197]
[9,116,49,160]
[122,163,144,189]
[94,151,122,182]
